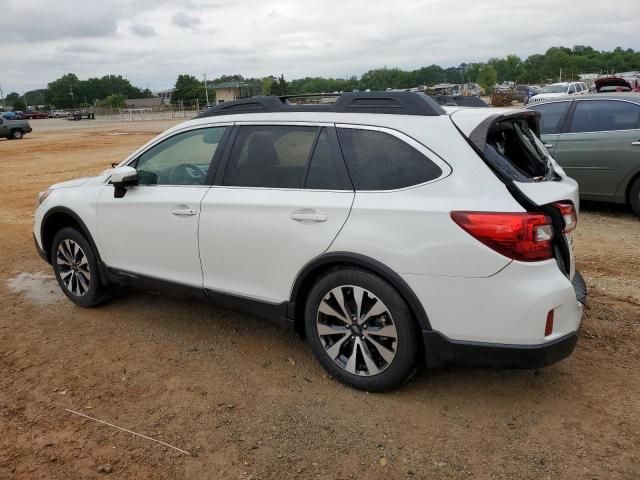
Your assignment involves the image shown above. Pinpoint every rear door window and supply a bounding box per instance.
[527,101,571,134]
[569,100,640,133]
[222,125,317,188]
[337,128,442,190]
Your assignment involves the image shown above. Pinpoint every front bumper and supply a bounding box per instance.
[34,233,49,263]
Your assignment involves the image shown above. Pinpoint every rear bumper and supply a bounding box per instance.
[423,330,578,369]
[421,270,587,369]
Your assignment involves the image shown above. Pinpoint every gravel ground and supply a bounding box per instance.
[1,119,638,479]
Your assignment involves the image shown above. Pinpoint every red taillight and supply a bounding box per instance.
[552,202,577,233]
[545,310,554,336]
[450,211,554,262]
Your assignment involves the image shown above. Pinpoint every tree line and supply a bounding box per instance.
[3,45,640,109]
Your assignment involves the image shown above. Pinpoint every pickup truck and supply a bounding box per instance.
[20,111,49,119]
[0,115,32,139]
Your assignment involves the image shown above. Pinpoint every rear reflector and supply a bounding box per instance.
[450,211,554,262]
[552,202,577,233]
[545,310,554,336]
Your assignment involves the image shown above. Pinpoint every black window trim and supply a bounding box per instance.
[562,98,640,135]
[117,123,234,187]
[334,123,452,192]
[212,122,353,191]
[526,99,574,135]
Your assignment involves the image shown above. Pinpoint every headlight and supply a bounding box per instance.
[37,189,53,206]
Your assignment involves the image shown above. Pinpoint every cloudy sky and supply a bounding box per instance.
[1,0,639,94]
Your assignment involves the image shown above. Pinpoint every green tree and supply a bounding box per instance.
[46,73,79,108]
[269,75,288,96]
[100,94,126,108]
[13,97,27,111]
[172,74,205,104]
[477,64,497,93]
[4,92,21,107]
[262,77,274,95]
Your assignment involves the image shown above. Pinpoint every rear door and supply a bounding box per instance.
[553,98,640,198]
[199,123,354,303]
[0,118,8,137]
[526,100,572,155]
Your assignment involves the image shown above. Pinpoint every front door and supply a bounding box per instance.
[200,124,354,303]
[554,99,640,198]
[96,126,228,287]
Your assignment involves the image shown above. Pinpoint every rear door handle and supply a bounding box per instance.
[290,210,327,222]
[171,208,197,216]
[544,143,554,148]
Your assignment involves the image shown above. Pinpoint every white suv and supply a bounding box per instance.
[527,81,588,104]
[34,93,586,391]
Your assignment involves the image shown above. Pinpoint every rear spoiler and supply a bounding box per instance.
[467,110,541,151]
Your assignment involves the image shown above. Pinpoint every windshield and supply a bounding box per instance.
[542,85,567,93]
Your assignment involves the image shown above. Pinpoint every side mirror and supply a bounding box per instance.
[111,166,138,198]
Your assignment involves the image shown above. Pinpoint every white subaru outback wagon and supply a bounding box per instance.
[34,92,586,391]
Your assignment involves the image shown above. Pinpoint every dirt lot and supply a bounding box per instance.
[1,119,639,479]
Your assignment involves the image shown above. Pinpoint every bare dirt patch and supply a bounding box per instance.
[1,120,639,479]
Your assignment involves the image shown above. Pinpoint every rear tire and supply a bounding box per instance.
[630,177,640,217]
[10,129,24,140]
[304,268,420,392]
[51,227,113,307]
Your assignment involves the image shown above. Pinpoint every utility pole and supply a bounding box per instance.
[69,87,75,108]
[203,74,209,106]
[0,83,4,109]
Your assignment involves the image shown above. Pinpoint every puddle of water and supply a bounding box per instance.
[6,272,64,305]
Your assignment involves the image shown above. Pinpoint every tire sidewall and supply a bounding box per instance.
[51,227,102,307]
[304,268,420,392]
[11,129,23,139]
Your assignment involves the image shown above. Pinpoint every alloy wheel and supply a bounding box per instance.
[316,285,398,376]
[56,239,91,296]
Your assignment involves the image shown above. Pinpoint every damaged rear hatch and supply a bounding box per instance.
[449,107,580,285]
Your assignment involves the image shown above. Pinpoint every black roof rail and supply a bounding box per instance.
[197,92,445,118]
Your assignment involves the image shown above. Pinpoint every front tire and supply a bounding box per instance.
[51,227,112,307]
[305,268,420,392]
[629,177,640,217]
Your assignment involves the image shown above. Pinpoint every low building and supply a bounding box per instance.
[154,88,174,105]
[211,81,262,103]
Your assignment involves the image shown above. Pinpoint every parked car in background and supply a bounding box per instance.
[21,111,49,119]
[527,82,588,104]
[526,93,640,215]
[33,92,586,391]
[594,77,640,93]
[48,110,67,118]
[1,111,20,120]
[0,115,32,139]
[514,85,537,102]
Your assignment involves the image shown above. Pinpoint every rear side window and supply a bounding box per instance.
[569,100,640,133]
[337,128,442,190]
[528,101,571,134]
[223,125,317,188]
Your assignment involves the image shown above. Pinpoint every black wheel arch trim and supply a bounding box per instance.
[290,251,432,331]
[40,206,104,265]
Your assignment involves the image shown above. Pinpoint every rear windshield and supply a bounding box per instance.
[484,118,553,182]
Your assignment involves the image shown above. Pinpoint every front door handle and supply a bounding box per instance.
[290,209,327,222]
[171,208,197,216]
[632,141,640,146]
